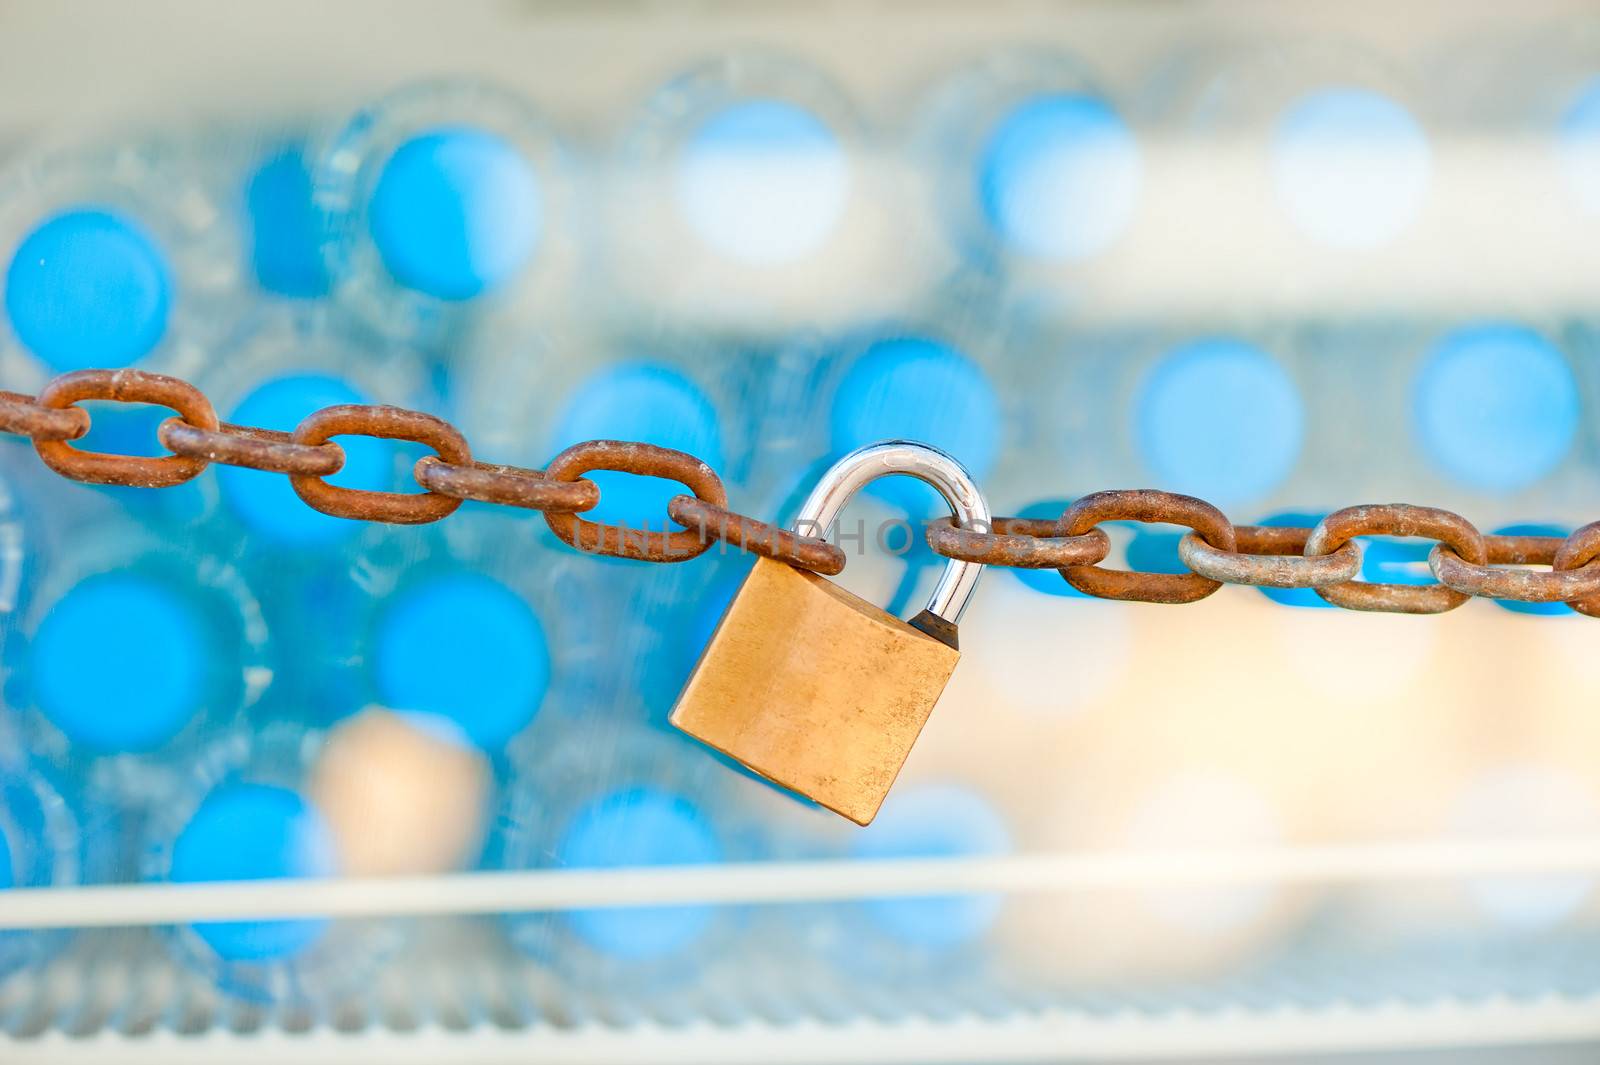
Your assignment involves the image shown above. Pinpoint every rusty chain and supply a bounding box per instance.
[5,367,1600,615]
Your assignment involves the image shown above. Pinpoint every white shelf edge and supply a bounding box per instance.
[6,836,1600,929]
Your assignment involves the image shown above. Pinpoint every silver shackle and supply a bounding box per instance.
[793,440,990,625]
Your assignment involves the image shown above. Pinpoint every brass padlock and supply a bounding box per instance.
[670,441,990,826]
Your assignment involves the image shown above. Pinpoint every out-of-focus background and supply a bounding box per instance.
[3,0,1600,1061]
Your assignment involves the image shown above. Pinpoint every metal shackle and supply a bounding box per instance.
[793,440,990,625]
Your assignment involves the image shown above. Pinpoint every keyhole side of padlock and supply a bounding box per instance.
[792,440,990,644]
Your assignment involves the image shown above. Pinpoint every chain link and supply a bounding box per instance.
[4,367,1599,616]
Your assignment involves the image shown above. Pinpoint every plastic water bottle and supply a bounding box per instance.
[609,53,888,325]
[348,515,585,756]
[919,49,1143,282]
[546,359,730,529]
[821,329,1003,517]
[241,139,331,300]
[1298,317,1584,517]
[1173,42,1432,255]
[0,466,33,627]
[316,81,571,344]
[0,723,85,980]
[0,141,238,386]
[190,306,434,553]
[307,707,491,879]
[1431,29,1600,223]
[1036,325,1307,520]
[141,725,401,1002]
[497,731,760,987]
[1409,321,1581,504]
[453,345,772,736]
[4,524,270,827]
[166,309,433,726]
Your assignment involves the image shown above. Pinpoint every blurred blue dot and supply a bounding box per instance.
[1413,324,1578,494]
[1271,87,1430,250]
[851,783,1009,950]
[5,208,171,370]
[219,374,392,547]
[1126,529,1188,576]
[246,147,329,298]
[369,127,542,301]
[551,363,724,537]
[32,573,208,753]
[1135,339,1303,508]
[1253,511,1333,609]
[1559,76,1600,215]
[830,336,1000,514]
[1003,499,1091,598]
[0,819,13,890]
[1490,522,1574,617]
[558,787,722,959]
[978,94,1141,261]
[373,571,550,750]
[170,783,336,961]
[60,403,206,519]
[676,99,849,265]
[1361,537,1433,585]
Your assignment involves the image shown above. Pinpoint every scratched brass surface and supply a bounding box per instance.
[670,558,960,825]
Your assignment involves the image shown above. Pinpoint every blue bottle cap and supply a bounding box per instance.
[246,146,330,298]
[675,99,849,265]
[551,363,724,534]
[1412,324,1579,494]
[1489,523,1574,617]
[978,93,1141,261]
[556,786,722,960]
[219,373,390,547]
[373,571,550,750]
[0,818,13,891]
[1271,87,1430,250]
[368,127,542,301]
[5,207,171,370]
[850,783,1010,950]
[1135,338,1303,509]
[31,572,209,753]
[1560,76,1600,215]
[1125,528,1189,578]
[1360,536,1433,585]
[170,783,337,961]
[829,336,1001,513]
[1253,511,1333,609]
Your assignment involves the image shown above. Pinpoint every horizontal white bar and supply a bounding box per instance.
[5,837,1600,929]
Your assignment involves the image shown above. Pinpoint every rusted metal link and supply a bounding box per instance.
[1479,534,1568,567]
[158,419,346,477]
[33,369,219,487]
[289,405,472,524]
[926,516,1111,569]
[414,456,599,513]
[0,390,90,442]
[1179,524,1364,589]
[1306,504,1487,614]
[1057,490,1237,604]
[543,440,727,562]
[1554,522,1600,618]
[1430,533,1600,604]
[668,495,846,575]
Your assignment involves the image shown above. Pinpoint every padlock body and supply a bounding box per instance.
[669,557,959,825]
